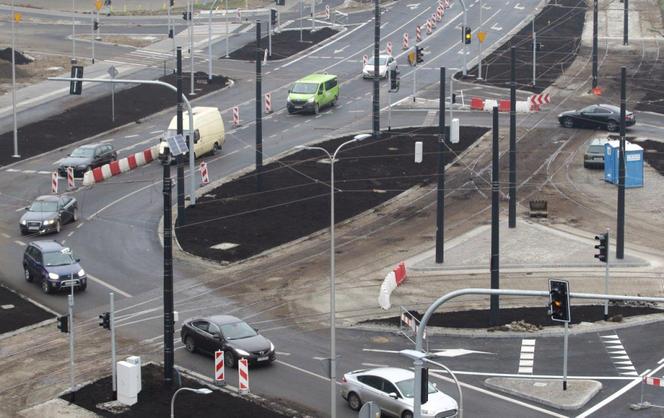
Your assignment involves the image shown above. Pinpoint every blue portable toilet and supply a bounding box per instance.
[604,140,644,188]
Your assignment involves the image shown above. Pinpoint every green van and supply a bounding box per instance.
[286,74,339,114]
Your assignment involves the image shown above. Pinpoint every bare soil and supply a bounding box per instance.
[227,28,339,61]
[0,52,77,94]
[0,283,53,334]
[633,139,664,176]
[76,35,164,48]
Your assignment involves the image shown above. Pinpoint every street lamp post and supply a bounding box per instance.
[170,387,212,418]
[296,133,371,418]
[10,0,20,158]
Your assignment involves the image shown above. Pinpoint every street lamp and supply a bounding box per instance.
[295,132,371,418]
[171,387,212,418]
[400,349,463,418]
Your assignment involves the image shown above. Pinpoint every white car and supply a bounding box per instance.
[363,55,396,79]
[340,367,458,418]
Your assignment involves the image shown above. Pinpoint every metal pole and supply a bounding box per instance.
[170,2,176,65]
[111,75,115,122]
[330,152,336,418]
[563,321,569,390]
[412,58,417,102]
[623,0,628,45]
[268,17,272,57]
[449,74,453,122]
[69,287,75,400]
[387,76,392,131]
[97,8,101,40]
[372,0,380,138]
[256,21,263,192]
[225,0,229,57]
[423,358,463,418]
[11,0,19,158]
[490,107,500,326]
[72,0,77,63]
[110,292,117,399]
[300,0,303,42]
[435,67,446,264]
[460,0,467,76]
[592,0,598,88]
[208,1,213,80]
[477,0,483,80]
[509,46,516,228]
[91,14,96,64]
[189,1,195,95]
[532,17,536,86]
[604,229,610,320]
[617,67,626,259]
[312,0,315,32]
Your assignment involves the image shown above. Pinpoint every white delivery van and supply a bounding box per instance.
[159,106,225,163]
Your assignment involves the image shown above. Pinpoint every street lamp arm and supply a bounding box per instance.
[332,137,361,161]
[297,145,332,160]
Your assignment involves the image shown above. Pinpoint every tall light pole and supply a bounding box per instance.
[296,132,371,418]
[10,0,20,158]
[459,0,468,75]
[189,0,195,95]
[72,0,77,63]
[208,0,218,81]
[225,0,229,57]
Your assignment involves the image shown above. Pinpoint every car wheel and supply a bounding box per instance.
[314,103,320,114]
[78,282,87,292]
[212,142,221,154]
[347,392,362,411]
[185,336,196,353]
[41,278,51,294]
[55,220,61,234]
[402,411,413,418]
[562,117,574,128]
[607,120,619,132]
[24,267,32,282]
[73,208,79,222]
[225,350,236,369]
[331,96,338,106]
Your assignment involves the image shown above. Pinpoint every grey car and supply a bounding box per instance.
[340,367,458,418]
[19,195,78,235]
[57,143,117,177]
[583,137,610,168]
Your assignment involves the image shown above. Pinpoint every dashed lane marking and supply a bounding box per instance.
[14,240,26,246]
[1,233,11,238]
[150,130,162,134]
[275,351,290,356]
[67,232,74,237]
[124,134,139,139]
[362,363,389,368]
[518,339,535,374]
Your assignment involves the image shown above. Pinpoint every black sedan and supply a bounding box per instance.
[57,143,117,177]
[180,315,276,368]
[558,104,635,132]
[19,195,78,235]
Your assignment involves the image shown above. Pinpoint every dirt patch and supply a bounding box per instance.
[227,28,338,61]
[0,283,54,335]
[0,48,34,65]
[632,139,664,176]
[0,52,75,94]
[65,363,296,417]
[76,35,163,48]
[0,72,228,167]
[363,304,664,329]
[177,126,489,263]
[458,0,586,93]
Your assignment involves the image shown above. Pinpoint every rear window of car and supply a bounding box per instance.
[588,145,604,153]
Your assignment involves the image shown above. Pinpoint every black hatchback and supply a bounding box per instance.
[23,241,87,294]
[180,315,275,368]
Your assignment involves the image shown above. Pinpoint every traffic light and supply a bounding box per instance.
[594,232,608,263]
[168,28,174,38]
[389,68,399,92]
[57,315,69,333]
[451,93,456,104]
[182,11,191,20]
[169,0,174,6]
[99,312,111,330]
[270,9,278,26]
[464,27,472,44]
[70,65,83,95]
[93,20,99,31]
[104,0,112,5]
[421,367,429,404]
[548,279,570,322]
[416,46,424,64]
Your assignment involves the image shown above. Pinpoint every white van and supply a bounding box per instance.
[159,106,225,163]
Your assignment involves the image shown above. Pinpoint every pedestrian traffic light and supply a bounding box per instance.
[389,68,399,92]
[57,315,69,333]
[169,0,174,6]
[93,20,99,31]
[99,312,111,330]
[416,46,424,64]
[270,9,278,26]
[464,27,472,44]
[69,65,83,95]
[548,279,570,322]
[421,367,429,404]
[168,28,174,38]
[594,232,608,263]
[451,93,456,104]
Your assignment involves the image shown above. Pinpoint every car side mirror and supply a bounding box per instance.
[24,207,29,211]
[388,392,398,399]
[75,258,81,262]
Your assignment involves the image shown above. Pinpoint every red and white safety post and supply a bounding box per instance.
[236,8,241,22]
[232,106,240,127]
[426,19,433,34]
[200,161,209,185]
[386,41,392,56]
[51,172,58,194]
[66,167,75,190]
[264,92,272,114]
[214,350,225,385]
[325,4,330,20]
[402,33,409,50]
[362,54,368,66]
[633,375,664,410]
[238,358,249,394]
[416,24,422,42]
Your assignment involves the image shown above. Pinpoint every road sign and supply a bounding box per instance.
[477,31,487,43]
[166,134,188,156]
[107,65,119,78]
[14,12,22,23]
[407,49,416,66]
[96,0,103,10]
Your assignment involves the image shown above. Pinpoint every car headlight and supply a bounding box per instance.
[307,97,314,103]
[269,341,275,352]
[235,348,250,357]
[77,269,85,277]
[43,219,54,225]
[20,219,26,225]
[48,272,59,280]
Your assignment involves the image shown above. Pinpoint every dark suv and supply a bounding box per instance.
[23,241,87,294]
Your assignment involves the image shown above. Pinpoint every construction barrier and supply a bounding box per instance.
[399,307,428,349]
[66,167,75,190]
[214,350,225,384]
[238,358,249,394]
[483,99,498,112]
[264,92,272,114]
[362,54,368,66]
[402,32,409,50]
[200,161,209,185]
[378,262,408,310]
[386,41,392,56]
[83,145,159,186]
[631,375,664,410]
[232,106,240,127]
[498,99,511,112]
[325,4,330,19]
[51,172,58,194]
[470,96,485,110]
[416,24,422,42]
[427,19,433,34]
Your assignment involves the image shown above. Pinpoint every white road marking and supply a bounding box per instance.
[363,348,399,354]
[86,274,132,298]
[22,170,36,174]
[38,171,51,174]
[518,339,536,374]
[67,232,74,237]
[440,369,637,380]
[601,334,638,376]
[5,168,19,172]
[117,137,156,153]
[312,356,327,361]
[124,134,139,139]
[1,233,10,238]
[275,359,329,382]
[275,351,291,356]
[150,130,163,134]
[15,207,24,212]
[76,222,85,229]
[14,240,26,246]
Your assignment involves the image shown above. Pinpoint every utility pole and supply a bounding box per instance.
[208,0,215,81]
[256,21,263,191]
[435,68,446,264]
[110,292,117,399]
[189,1,195,95]
[372,0,380,138]
[225,0,229,57]
[10,0,19,158]
[312,0,316,32]
[168,0,174,64]
[592,0,598,88]
[623,0,629,45]
[490,106,500,326]
[532,16,536,86]
[299,0,303,42]
[91,14,96,64]
[459,0,468,75]
[617,67,626,259]
[68,284,76,400]
[477,0,483,79]
[509,46,516,228]
[72,0,77,64]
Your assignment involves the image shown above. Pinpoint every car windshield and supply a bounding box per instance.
[220,321,257,340]
[395,378,437,398]
[589,145,604,153]
[368,57,389,65]
[70,148,95,158]
[43,251,76,267]
[29,201,58,212]
[291,83,318,94]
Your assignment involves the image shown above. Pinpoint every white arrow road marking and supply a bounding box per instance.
[407,3,420,10]
[514,2,525,10]
[429,348,495,358]
[491,23,503,31]
[333,45,349,54]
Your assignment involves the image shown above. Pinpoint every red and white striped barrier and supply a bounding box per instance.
[66,167,75,190]
[82,145,159,186]
[386,41,392,56]
[264,92,272,114]
[416,24,422,42]
[362,54,368,66]
[214,350,225,384]
[232,106,240,127]
[200,161,209,185]
[426,19,433,34]
[402,33,409,50]
[51,172,58,194]
[378,261,408,310]
[644,376,664,387]
[445,0,450,8]
[238,358,249,394]
[325,4,330,20]
[528,93,551,111]
[400,311,427,339]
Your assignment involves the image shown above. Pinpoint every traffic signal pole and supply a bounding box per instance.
[372,0,380,138]
[604,229,610,320]
[256,21,263,191]
[617,67,626,259]
[110,292,117,399]
[68,285,75,401]
[490,107,500,325]
[435,67,446,264]
[459,0,468,76]
[563,321,569,390]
